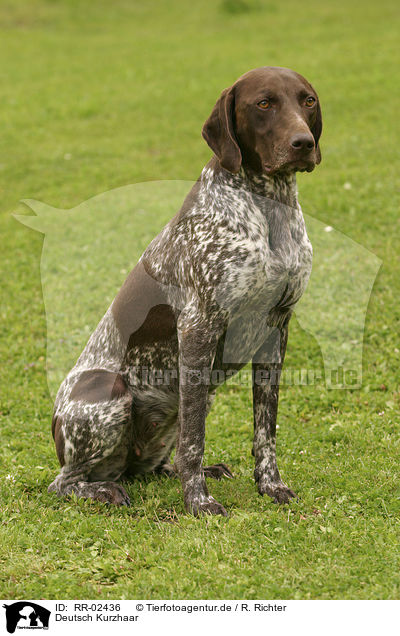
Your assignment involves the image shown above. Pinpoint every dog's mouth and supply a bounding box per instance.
[264,159,315,175]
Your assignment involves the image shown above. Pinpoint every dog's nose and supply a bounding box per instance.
[290,133,315,152]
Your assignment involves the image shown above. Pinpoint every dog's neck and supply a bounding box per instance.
[204,157,298,208]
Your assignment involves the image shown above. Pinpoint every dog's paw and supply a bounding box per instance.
[76,481,131,506]
[186,495,228,517]
[94,482,131,506]
[203,463,234,480]
[48,479,131,506]
[257,478,296,504]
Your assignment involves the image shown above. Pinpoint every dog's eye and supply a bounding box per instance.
[305,96,316,107]
[258,99,270,109]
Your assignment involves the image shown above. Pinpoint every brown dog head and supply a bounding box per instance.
[202,66,322,176]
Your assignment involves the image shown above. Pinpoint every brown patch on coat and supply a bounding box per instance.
[52,415,65,466]
[70,369,129,403]
[112,260,177,349]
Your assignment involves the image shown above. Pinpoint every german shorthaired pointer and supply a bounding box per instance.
[48,66,322,516]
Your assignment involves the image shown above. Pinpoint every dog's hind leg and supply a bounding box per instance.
[48,469,131,506]
[48,369,133,506]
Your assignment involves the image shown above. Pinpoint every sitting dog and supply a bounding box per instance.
[48,66,322,516]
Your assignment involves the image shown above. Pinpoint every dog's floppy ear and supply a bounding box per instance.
[202,86,242,174]
[311,98,323,164]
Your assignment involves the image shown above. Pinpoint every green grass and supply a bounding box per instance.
[1,0,400,599]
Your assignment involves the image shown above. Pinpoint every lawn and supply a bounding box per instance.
[0,0,399,599]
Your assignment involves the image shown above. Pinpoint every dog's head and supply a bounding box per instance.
[202,66,322,176]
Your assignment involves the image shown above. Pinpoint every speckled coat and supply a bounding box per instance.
[48,66,320,516]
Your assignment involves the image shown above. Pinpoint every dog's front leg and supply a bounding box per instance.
[174,311,227,517]
[252,322,296,504]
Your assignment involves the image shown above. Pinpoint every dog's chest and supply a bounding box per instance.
[222,195,312,308]
[264,205,312,306]
[216,196,312,361]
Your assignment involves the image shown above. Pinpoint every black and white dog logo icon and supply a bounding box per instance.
[3,602,50,633]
